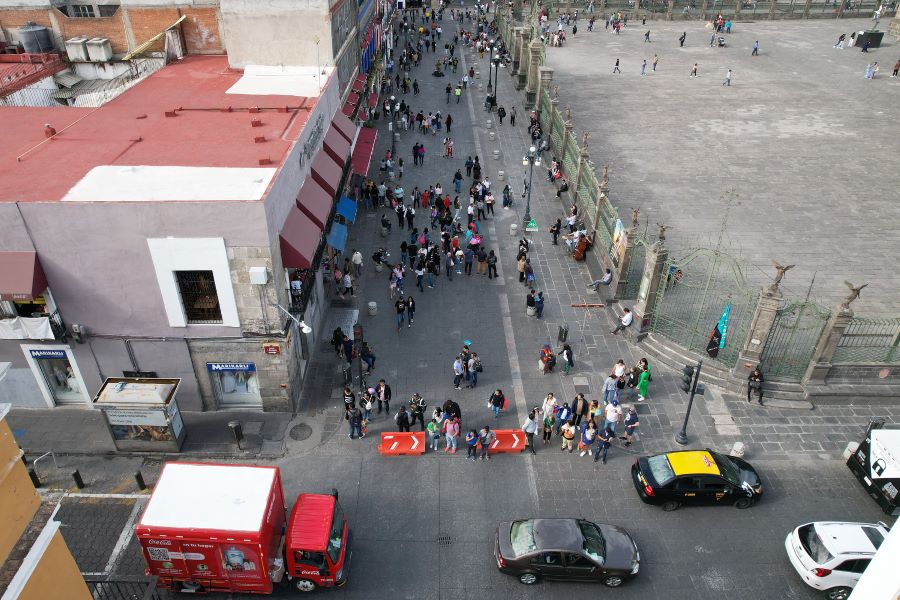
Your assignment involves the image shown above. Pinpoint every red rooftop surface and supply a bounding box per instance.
[0,55,315,203]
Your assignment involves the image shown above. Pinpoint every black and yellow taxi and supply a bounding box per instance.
[631,449,763,511]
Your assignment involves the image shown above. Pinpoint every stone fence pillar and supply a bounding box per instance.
[631,241,668,341]
[803,307,853,385]
[732,285,781,379]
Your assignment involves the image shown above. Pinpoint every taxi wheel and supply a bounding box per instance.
[661,500,680,512]
[295,579,317,593]
[519,572,540,585]
[825,587,852,600]
[734,497,753,510]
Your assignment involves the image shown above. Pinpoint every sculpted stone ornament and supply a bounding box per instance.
[656,223,669,241]
[841,281,868,311]
[770,260,795,287]
[631,208,640,230]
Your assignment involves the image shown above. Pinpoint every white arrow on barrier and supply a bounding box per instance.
[511,433,520,448]
[410,435,420,450]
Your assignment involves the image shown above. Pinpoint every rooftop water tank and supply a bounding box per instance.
[20,22,54,54]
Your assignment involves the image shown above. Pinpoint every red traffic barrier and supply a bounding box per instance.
[378,431,426,456]
[490,429,525,454]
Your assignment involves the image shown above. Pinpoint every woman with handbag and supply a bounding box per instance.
[748,366,764,405]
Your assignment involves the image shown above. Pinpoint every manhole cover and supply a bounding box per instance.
[289,423,313,441]
[437,535,452,547]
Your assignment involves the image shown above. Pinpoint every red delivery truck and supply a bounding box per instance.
[135,462,351,594]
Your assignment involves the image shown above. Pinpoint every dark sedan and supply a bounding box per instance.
[494,518,640,587]
[631,449,763,511]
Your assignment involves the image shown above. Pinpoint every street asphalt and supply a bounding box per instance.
[39,9,899,600]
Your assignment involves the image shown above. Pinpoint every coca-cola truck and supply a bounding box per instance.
[136,462,351,594]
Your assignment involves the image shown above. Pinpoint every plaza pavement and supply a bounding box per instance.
[543,17,900,315]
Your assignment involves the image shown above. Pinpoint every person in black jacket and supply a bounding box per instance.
[376,379,392,414]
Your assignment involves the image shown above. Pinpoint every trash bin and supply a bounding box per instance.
[368,301,378,316]
[557,323,569,343]
[509,223,518,237]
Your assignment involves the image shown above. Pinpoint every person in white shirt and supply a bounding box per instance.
[611,308,633,335]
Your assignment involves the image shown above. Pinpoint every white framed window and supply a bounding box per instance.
[147,238,240,328]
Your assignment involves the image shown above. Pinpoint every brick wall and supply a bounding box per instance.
[1,5,222,56]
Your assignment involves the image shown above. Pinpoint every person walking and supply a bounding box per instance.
[489,389,505,418]
[723,68,732,86]
[559,343,574,375]
[620,407,639,446]
[572,393,589,427]
[395,404,411,432]
[613,58,621,73]
[376,379,391,415]
[690,62,699,77]
[522,410,539,455]
[443,416,460,453]
[594,425,613,464]
[466,429,478,460]
[478,425,496,461]
[748,365,764,404]
[751,40,759,56]
[560,419,577,452]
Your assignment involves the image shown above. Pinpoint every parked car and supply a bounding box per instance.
[785,521,889,600]
[494,518,639,587]
[631,449,762,511]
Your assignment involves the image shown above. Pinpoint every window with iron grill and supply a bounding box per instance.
[175,270,223,324]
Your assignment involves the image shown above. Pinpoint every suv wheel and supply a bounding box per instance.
[602,575,624,587]
[519,572,540,585]
[825,587,852,600]
[734,497,753,510]
[661,500,680,512]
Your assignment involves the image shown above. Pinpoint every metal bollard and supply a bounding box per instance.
[135,470,147,491]
[72,469,85,489]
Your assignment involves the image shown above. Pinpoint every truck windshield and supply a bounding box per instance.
[327,501,345,565]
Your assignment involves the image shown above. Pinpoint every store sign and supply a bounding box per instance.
[29,349,67,360]
[104,408,168,427]
[207,362,256,372]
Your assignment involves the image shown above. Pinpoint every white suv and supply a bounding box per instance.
[784,521,889,600]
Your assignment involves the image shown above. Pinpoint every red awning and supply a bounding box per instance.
[367,91,378,109]
[323,127,351,166]
[296,176,332,230]
[311,151,343,198]
[351,127,378,177]
[342,102,355,118]
[0,251,48,301]
[331,112,356,144]
[280,207,322,270]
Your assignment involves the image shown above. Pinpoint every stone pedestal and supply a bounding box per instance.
[803,308,853,385]
[732,285,781,379]
[631,242,668,341]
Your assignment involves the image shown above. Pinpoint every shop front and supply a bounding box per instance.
[207,362,263,409]
[21,344,91,407]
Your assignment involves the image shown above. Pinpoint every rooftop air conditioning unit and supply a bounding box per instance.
[65,37,89,61]
[86,37,112,62]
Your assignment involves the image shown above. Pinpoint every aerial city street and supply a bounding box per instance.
[0,0,898,598]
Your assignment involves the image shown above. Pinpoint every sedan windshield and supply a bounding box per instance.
[510,520,537,556]
[712,452,742,486]
[578,521,606,565]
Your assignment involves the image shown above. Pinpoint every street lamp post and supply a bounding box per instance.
[522,145,540,227]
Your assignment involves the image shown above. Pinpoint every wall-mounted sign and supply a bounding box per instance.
[207,363,257,372]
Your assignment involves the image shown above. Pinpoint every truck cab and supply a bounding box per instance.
[285,490,351,593]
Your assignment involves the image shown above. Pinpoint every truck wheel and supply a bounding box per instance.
[295,579,317,592]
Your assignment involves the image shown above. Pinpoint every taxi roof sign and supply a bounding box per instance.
[525,219,539,232]
[667,450,721,476]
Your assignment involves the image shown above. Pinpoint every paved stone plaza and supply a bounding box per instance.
[545,17,899,314]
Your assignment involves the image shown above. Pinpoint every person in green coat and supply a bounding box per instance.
[637,369,650,401]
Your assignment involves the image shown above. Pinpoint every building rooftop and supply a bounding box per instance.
[0,55,318,203]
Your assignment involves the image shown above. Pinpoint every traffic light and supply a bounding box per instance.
[680,365,695,393]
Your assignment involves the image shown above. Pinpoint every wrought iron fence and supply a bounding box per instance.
[760,300,832,380]
[832,317,900,364]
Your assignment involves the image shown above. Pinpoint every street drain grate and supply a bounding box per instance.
[437,535,452,546]
[289,423,313,441]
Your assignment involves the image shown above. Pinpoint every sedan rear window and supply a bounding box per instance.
[510,520,537,556]
[646,455,675,485]
[799,524,834,564]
